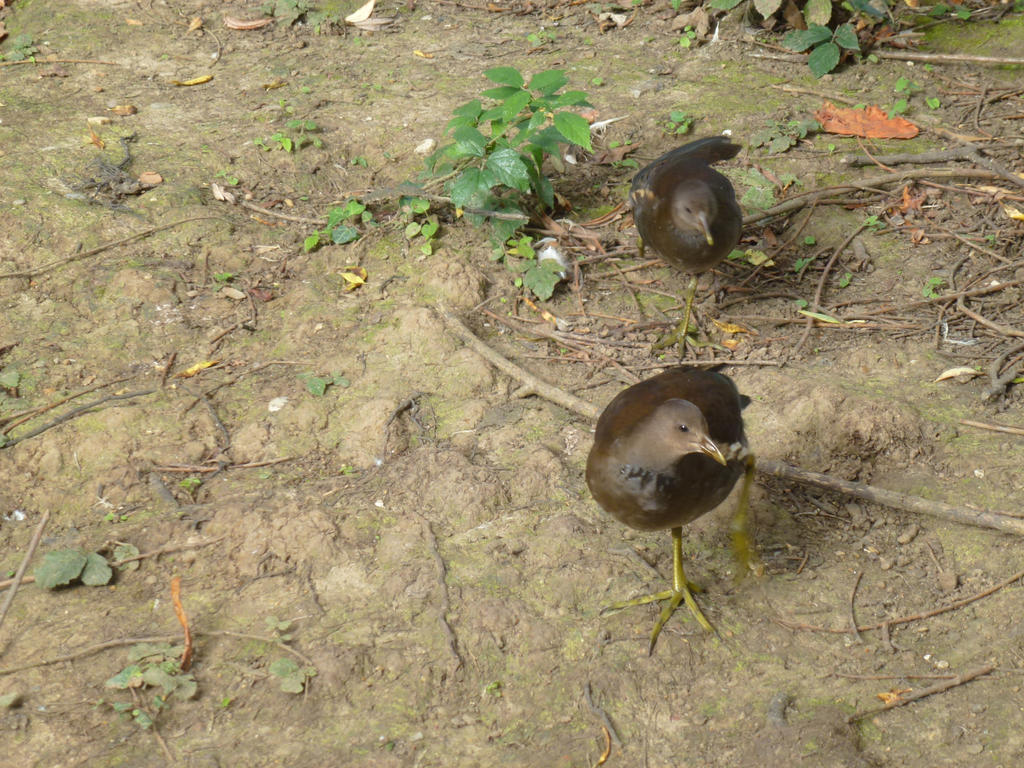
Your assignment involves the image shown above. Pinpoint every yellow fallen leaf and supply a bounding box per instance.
[934,366,981,382]
[721,338,741,351]
[1004,205,1024,222]
[711,318,751,335]
[188,17,203,32]
[176,360,220,378]
[109,104,137,116]
[171,75,213,86]
[414,50,433,58]
[262,79,288,90]
[744,249,775,267]
[341,266,368,291]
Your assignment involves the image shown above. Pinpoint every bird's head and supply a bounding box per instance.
[671,185,718,246]
[636,398,727,467]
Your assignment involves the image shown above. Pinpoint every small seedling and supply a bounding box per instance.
[838,271,852,288]
[1,33,38,62]
[922,276,945,298]
[297,372,350,397]
[179,477,202,498]
[863,214,886,232]
[750,119,820,155]
[502,235,567,301]
[261,0,312,25]
[400,196,440,256]
[782,23,860,78]
[678,26,697,48]
[213,272,235,284]
[255,118,322,153]
[304,199,374,252]
[265,615,294,640]
[105,643,197,729]
[214,169,240,186]
[269,658,317,694]
[526,29,557,48]
[662,110,693,136]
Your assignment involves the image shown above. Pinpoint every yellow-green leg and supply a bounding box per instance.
[601,526,714,655]
[653,275,699,353]
[730,454,763,578]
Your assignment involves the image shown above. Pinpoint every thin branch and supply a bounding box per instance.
[847,664,995,722]
[0,511,50,640]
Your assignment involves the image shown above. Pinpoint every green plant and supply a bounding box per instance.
[922,276,945,298]
[400,196,440,255]
[34,549,113,588]
[928,3,971,20]
[750,119,820,154]
[304,199,374,252]
[214,169,240,186]
[678,26,697,48]
[501,235,566,301]
[269,658,316,693]
[104,643,197,729]
[265,616,294,640]
[297,372,350,397]
[255,117,322,153]
[261,0,311,25]
[526,29,557,48]
[662,110,694,136]
[424,67,592,246]
[863,214,886,232]
[1,33,38,62]
[782,23,860,78]
[838,271,852,288]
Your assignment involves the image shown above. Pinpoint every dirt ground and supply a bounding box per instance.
[1,0,1023,766]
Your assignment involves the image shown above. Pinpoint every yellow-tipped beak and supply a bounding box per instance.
[697,212,714,246]
[698,436,728,466]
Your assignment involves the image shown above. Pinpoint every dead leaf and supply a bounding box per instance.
[413,50,433,58]
[125,18,143,26]
[590,145,633,165]
[221,287,247,300]
[171,75,213,86]
[935,366,981,382]
[175,360,220,378]
[248,287,275,302]
[345,0,376,23]
[223,16,274,30]
[211,182,236,203]
[262,79,288,91]
[88,126,104,149]
[877,688,911,705]
[815,101,919,139]
[341,266,368,291]
[0,21,7,42]
[188,17,203,32]
[138,171,163,186]
[721,338,742,351]
[110,104,137,116]
[670,8,710,37]
[351,17,394,31]
[899,184,925,213]
[1004,205,1024,222]
[712,319,751,335]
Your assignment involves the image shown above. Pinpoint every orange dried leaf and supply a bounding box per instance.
[171,576,194,672]
[815,101,919,139]
[109,104,137,116]
[712,318,750,335]
[138,171,162,186]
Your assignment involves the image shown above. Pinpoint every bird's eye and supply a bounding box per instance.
[678,424,689,433]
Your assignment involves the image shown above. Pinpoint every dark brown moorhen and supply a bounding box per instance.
[585,366,756,654]
[629,136,743,350]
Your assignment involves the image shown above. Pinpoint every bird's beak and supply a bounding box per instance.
[697,212,714,246]
[697,435,728,466]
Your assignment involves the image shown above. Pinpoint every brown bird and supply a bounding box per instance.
[585,367,756,653]
[629,136,743,350]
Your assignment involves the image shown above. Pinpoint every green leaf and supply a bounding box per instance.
[500,90,532,122]
[330,225,359,245]
[142,666,181,696]
[421,219,439,238]
[34,550,88,589]
[833,23,860,51]
[528,125,564,155]
[484,67,524,88]
[808,41,841,78]
[803,0,832,26]
[269,658,299,677]
[485,149,531,192]
[106,665,144,689]
[81,552,113,586]
[553,112,592,151]
[405,222,422,238]
[523,261,563,301]
[451,99,483,121]
[926,96,941,109]
[481,85,521,100]
[303,233,320,252]
[753,0,782,18]
[452,125,487,158]
[0,369,20,388]
[528,69,568,95]
[782,25,832,52]
[450,168,494,209]
[708,0,743,8]
[554,90,591,107]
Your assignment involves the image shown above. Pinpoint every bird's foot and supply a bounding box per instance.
[601,581,714,654]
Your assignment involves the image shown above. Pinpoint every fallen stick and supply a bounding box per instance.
[847,664,995,723]
[436,305,1024,537]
